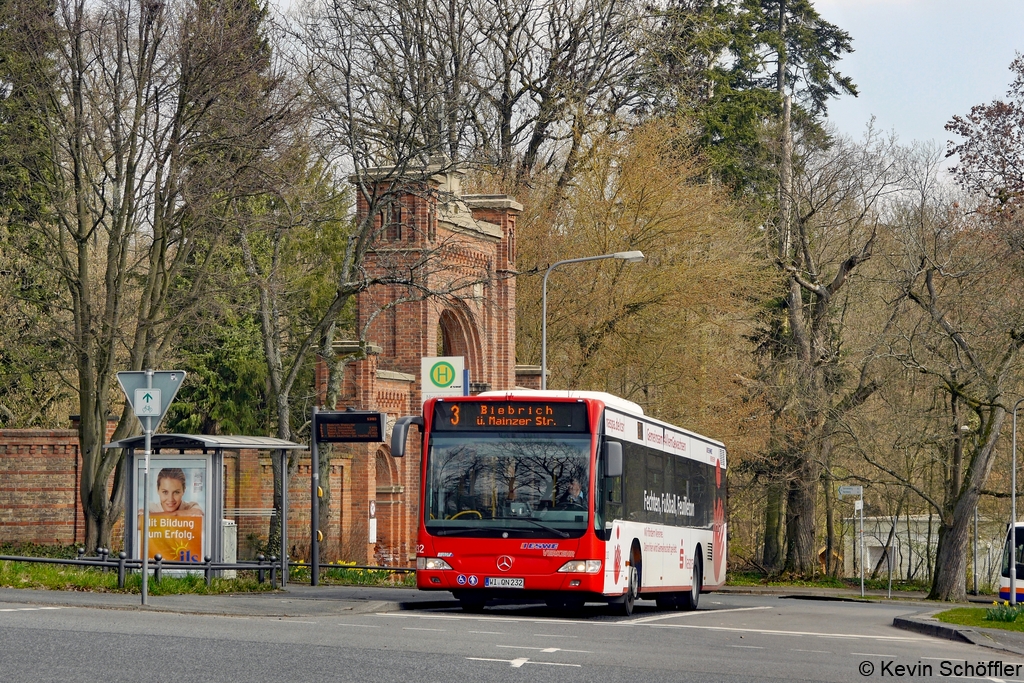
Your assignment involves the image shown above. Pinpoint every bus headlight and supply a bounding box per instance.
[417,557,453,571]
[557,560,602,574]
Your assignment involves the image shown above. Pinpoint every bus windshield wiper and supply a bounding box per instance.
[516,518,570,538]
[430,526,491,537]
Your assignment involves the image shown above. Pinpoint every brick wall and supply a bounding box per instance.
[0,429,82,546]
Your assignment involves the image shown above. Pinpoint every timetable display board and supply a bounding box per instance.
[316,411,386,443]
[432,400,588,432]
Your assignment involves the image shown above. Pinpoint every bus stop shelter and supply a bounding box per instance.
[105,434,306,584]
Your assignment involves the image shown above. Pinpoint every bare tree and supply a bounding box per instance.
[9,0,297,550]
[756,126,904,574]
[875,141,1024,600]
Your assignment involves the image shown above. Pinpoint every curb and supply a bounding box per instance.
[782,594,877,604]
[892,615,973,643]
[893,614,1024,656]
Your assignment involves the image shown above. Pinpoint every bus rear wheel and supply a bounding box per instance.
[680,554,701,611]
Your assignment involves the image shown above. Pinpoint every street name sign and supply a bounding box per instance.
[838,485,863,498]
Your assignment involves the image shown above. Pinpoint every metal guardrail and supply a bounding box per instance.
[0,549,282,588]
[0,549,416,590]
[292,562,415,574]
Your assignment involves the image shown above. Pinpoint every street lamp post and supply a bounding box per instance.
[1012,398,1024,605]
[541,251,645,391]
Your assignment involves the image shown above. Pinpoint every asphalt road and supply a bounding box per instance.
[0,593,1015,682]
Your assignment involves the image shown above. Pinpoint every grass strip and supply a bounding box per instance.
[726,570,930,592]
[0,560,275,595]
[936,607,1024,632]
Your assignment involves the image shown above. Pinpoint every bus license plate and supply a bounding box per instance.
[484,577,524,588]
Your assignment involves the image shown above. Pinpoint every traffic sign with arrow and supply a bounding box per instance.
[115,369,186,608]
[117,370,186,430]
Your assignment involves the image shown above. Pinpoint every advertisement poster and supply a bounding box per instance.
[135,458,209,562]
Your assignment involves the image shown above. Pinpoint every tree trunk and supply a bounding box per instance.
[824,479,836,576]
[762,482,785,571]
[871,496,904,580]
[929,408,1006,600]
[269,399,295,557]
[784,453,819,575]
[929,516,969,601]
[268,450,284,558]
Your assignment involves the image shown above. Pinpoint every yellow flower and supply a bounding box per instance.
[1005,600,1010,606]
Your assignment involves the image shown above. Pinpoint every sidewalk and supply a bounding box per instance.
[718,584,930,602]
[0,584,457,617]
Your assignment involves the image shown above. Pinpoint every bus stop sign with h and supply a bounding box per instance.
[117,370,187,606]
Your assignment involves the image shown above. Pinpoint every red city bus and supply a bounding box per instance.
[391,390,727,615]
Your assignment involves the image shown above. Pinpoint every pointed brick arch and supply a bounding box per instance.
[436,304,485,383]
[312,165,523,564]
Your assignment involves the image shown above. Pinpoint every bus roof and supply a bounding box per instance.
[477,389,644,416]
[477,389,726,453]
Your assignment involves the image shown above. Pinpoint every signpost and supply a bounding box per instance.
[117,370,186,605]
[309,408,388,585]
[839,485,865,597]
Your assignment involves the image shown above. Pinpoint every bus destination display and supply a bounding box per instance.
[432,401,588,432]
[315,411,386,443]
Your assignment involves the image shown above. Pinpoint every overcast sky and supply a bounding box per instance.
[818,0,1024,149]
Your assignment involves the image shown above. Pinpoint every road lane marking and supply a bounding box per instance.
[648,623,929,641]
[852,653,898,657]
[791,649,831,654]
[728,645,765,649]
[376,608,925,643]
[533,633,577,638]
[0,607,64,612]
[374,612,595,625]
[497,645,593,654]
[466,657,581,668]
[403,627,446,631]
[626,605,772,624]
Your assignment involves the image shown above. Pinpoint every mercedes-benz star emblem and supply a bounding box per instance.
[496,555,513,572]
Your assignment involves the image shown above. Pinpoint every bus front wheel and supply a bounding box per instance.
[616,564,638,616]
[618,548,642,615]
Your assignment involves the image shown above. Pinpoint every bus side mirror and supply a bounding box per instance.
[603,441,622,478]
[390,416,424,457]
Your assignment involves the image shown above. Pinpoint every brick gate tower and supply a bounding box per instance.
[316,163,522,564]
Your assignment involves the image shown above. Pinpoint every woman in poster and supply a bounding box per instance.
[149,468,204,516]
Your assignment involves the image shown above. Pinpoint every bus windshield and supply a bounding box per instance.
[425,432,592,537]
[1003,525,1024,578]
